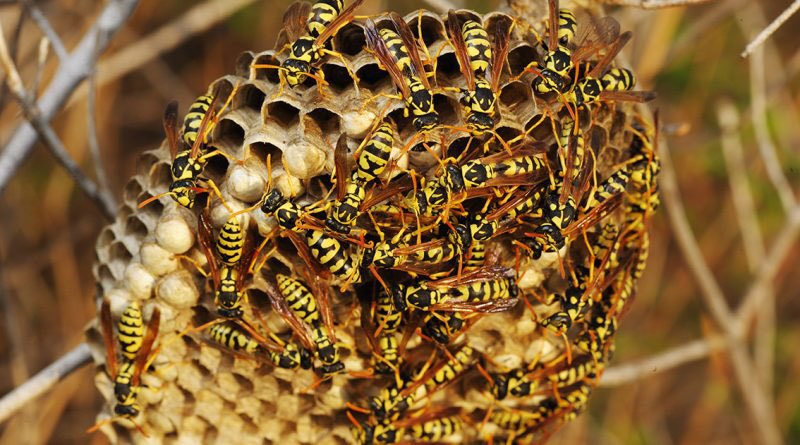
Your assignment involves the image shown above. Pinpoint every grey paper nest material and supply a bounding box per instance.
[88,4,658,445]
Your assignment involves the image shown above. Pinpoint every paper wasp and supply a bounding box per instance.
[445,10,512,135]
[89,300,161,435]
[254,0,364,93]
[361,287,405,374]
[197,211,259,319]
[392,265,519,313]
[357,344,476,422]
[205,320,313,370]
[276,273,345,374]
[350,406,463,445]
[560,30,656,108]
[138,87,238,209]
[365,13,439,133]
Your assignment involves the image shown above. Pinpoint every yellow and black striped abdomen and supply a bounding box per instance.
[355,121,394,183]
[462,20,491,76]
[182,94,213,148]
[427,345,473,389]
[375,290,402,332]
[410,416,462,441]
[379,28,412,75]
[216,216,244,265]
[276,273,320,326]
[558,9,578,45]
[306,0,343,37]
[601,68,635,92]
[207,323,260,354]
[306,230,361,283]
[117,302,144,361]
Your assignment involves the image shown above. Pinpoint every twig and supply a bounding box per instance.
[86,36,114,206]
[600,336,728,387]
[597,0,712,8]
[31,37,49,98]
[68,0,260,108]
[659,130,784,445]
[741,0,800,58]
[24,2,69,62]
[0,6,27,114]
[717,97,775,403]
[748,42,796,213]
[0,0,140,196]
[734,206,800,330]
[0,343,92,425]
[658,136,735,327]
[0,23,117,220]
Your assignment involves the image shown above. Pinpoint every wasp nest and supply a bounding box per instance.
[88,2,658,444]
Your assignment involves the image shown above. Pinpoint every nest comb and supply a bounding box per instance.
[87,4,657,444]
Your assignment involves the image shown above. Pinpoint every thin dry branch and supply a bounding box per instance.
[734,206,800,330]
[748,45,796,213]
[0,0,140,195]
[25,2,69,62]
[717,98,775,395]
[741,0,800,58]
[597,0,712,9]
[0,23,117,220]
[0,343,92,425]
[658,138,735,327]
[69,0,260,107]
[600,336,728,387]
[659,131,784,445]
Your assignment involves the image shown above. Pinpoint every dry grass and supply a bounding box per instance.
[0,0,797,444]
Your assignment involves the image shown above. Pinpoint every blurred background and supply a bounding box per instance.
[0,0,798,443]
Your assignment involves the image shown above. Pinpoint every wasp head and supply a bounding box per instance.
[391,283,408,312]
[466,112,495,136]
[169,181,196,208]
[491,373,509,400]
[281,58,311,86]
[412,112,440,133]
[259,189,286,215]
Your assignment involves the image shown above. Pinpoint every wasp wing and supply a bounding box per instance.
[446,10,476,91]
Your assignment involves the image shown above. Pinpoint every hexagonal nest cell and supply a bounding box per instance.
[88,3,659,445]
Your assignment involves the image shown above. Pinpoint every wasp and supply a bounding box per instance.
[89,300,161,435]
[560,30,656,107]
[365,13,439,132]
[276,273,345,374]
[519,164,630,260]
[438,149,549,198]
[351,406,462,445]
[361,288,404,374]
[256,0,364,91]
[488,400,559,435]
[528,0,621,96]
[205,321,313,370]
[327,134,368,234]
[138,88,237,209]
[392,266,519,313]
[355,118,396,183]
[575,253,638,360]
[364,344,476,422]
[489,381,593,441]
[421,311,466,345]
[197,211,258,318]
[489,351,601,400]
[445,11,513,135]
[529,0,579,94]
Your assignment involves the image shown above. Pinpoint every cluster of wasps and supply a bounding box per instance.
[95,0,659,443]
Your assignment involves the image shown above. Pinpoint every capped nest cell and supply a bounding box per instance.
[88,2,659,444]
